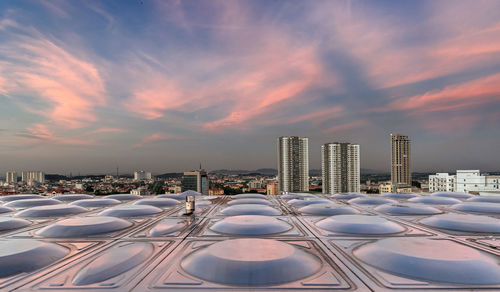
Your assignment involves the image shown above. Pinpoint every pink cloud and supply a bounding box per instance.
[0,75,6,95]
[123,81,184,120]
[132,132,178,148]
[380,73,500,113]
[202,46,324,131]
[0,18,18,31]
[1,35,106,128]
[123,42,325,131]
[288,106,344,125]
[87,128,128,135]
[122,1,333,132]
[308,2,500,89]
[21,123,96,146]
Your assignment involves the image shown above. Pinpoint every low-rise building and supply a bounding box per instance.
[429,173,455,192]
[379,182,412,194]
[429,170,500,193]
[248,180,262,189]
[266,183,278,195]
[209,188,224,196]
[131,187,149,196]
[379,183,392,193]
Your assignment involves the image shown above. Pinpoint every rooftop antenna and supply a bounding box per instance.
[116,166,119,178]
[199,163,202,170]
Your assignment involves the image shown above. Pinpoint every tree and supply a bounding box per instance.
[151,182,165,195]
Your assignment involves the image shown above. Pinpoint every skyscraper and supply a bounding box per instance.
[134,171,152,181]
[277,136,309,192]
[5,171,17,184]
[321,142,360,194]
[390,133,411,187]
[182,168,209,195]
[21,171,45,184]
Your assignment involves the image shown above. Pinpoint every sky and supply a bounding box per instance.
[0,0,500,175]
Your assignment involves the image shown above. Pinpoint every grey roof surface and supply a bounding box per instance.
[0,192,500,291]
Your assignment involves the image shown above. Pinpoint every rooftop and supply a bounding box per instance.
[0,191,500,291]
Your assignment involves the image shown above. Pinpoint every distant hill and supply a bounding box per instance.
[211,169,277,175]
[211,168,385,176]
[45,174,136,181]
[360,168,387,174]
[155,172,183,179]
[45,174,69,181]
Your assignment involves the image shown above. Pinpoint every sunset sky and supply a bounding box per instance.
[1,0,499,174]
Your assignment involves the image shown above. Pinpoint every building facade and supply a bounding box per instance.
[131,187,149,196]
[134,171,152,181]
[379,182,412,194]
[428,173,456,192]
[182,169,209,195]
[321,142,360,194]
[266,182,279,195]
[390,133,411,187]
[428,170,500,193]
[5,171,17,184]
[21,171,45,184]
[277,136,309,192]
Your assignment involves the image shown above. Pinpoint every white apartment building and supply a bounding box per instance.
[277,136,309,192]
[134,171,152,181]
[455,170,500,193]
[429,170,500,193]
[248,180,263,189]
[5,171,17,184]
[428,173,455,192]
[321,142,360,193]
[21,171,45,184]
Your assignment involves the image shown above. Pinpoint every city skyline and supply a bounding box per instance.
[1,0,500,174]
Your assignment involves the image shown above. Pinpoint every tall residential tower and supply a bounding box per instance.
[5,171,17,184]
[390,133,411,187]
[21,171,45,184]
[277,136,309,192]
[321,142,360,194]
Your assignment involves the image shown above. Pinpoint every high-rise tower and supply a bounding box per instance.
[182,167,209,195]
[390,133,411,187]
[5,171,17,184]
[321,142,360,194]
[277,136,309,192]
